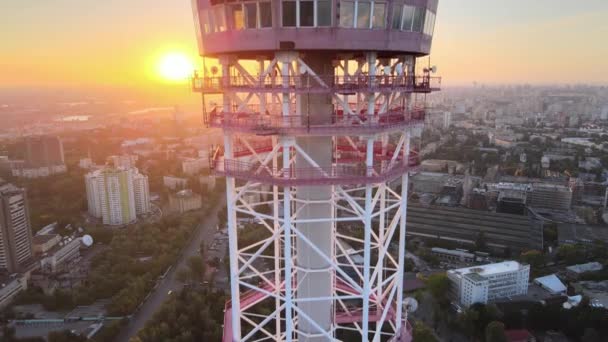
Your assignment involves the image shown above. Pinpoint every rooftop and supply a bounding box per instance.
[33,234,59,245]
[449,261,525,278]
[566,262,603,274]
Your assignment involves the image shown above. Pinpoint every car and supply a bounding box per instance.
[167,290,173,295]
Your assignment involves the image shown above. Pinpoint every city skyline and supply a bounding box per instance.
[1,0,607,93]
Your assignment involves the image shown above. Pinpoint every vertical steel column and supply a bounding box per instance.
[224,133,241,340]
[283,140,294,342]
[362,135,375,340]
[395,131,411,331]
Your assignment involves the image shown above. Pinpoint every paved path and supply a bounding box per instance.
[116,197,225,342]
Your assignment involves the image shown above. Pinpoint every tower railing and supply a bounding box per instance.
[208,107,426,135]
[193,75,441,94]
[213,157,420,186]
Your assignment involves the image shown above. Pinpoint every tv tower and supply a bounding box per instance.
[192,1,440,341]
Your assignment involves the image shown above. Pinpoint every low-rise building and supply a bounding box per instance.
[40,238,81,274]
[182,157,207,176]
[557,223,608,246]
[447,261,530,307]
[163,175,188,190]
[0,274,28,309]
[431,248,475,263]
[566,262,603,279]
[526,183,572,211]
[33,234,61,254]
[169,189,203,213]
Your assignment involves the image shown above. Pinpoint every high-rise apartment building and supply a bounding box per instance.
[0,179,34,273]
[25,135,65,167]
[133,172,150,215]
[85,167,150,226]
[447,261,530,307]
[11,135,67,178]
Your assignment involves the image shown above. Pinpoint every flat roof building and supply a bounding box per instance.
[526,183,572,211]
[447,261,530,307]
[407,204,543,252]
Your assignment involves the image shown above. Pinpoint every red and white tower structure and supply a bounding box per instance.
[192,1,440,341]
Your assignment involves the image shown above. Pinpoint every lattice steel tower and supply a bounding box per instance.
[192,1,440,341]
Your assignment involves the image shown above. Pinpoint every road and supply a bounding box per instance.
[116,197,225,342]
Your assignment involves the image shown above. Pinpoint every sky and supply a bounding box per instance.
[0,0,607,95]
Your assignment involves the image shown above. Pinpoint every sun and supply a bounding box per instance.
[158,53,194,81]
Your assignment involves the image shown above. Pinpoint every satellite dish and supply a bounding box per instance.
[431,65,438,73]
[210,66,219,75]
[403,297,419,313]
[82,235,94,247]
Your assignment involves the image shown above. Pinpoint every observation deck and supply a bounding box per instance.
[207,106,426,136]
[192,75,441,95]
[193,0,438,57]
[213,157,419,186]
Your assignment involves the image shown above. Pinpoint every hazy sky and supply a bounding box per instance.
[1,0,607,90]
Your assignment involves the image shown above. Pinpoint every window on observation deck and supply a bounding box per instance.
[282,0,332,27]
[260,2,273,27]
[300,1,314,26]
[356,1,371,29]
[339,1,355,28]
[412,7,426,32]
[225,2,272,30]
[390,4,401,30]
[283,1,297,27]
[372,2,386,29]
[229,4,245,30]
[245,3,258,29]
[212,5,227,32]
[340,1,386,29]
[317,0,331,26]
[424,10,436,36]
[401,5,415,31]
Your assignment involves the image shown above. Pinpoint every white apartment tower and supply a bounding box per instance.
[447,261,530,307]
[0,180,34,272]
[85,167,150,226]
[133,173,151,215]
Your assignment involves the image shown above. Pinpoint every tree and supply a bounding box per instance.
[426,273,450,301]
[581,328,600,342]
[412,321,438,342]
[176,267,192,283]
[485,321,507,342]
[187,255,206,281]
[556,244,586,264]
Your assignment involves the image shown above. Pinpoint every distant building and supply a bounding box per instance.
[25,135,65,167]
[566,262,603,279]
[163,176,188,190]
[182,157,208,176]
[169,189,203,214]
[199,175,217,191]
[109,154,138,169]
[0,274,28,309]
[557,223,608,246]
[85,167,150,226]
[407,204,543,252]
[32,234,61,255]
[526,183,572,211]
[133,173,151,215]
[0,180,34,273]
[11,136,67,178]
[431,247,474,263]
[447,261,530,307]
[39,237,81,274]
[78,158,94,170]
[533,274,566,295]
